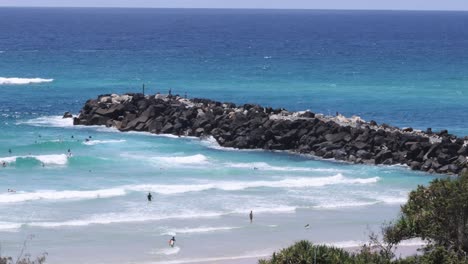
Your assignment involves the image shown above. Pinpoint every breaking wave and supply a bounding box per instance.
[0,154,69,166]
[0,77,54,85]
[161,226,241,236]
[152,154,209,165]
[0,188,125,204]
[83,139,126,145]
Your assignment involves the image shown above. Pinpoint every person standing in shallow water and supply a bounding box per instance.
[147,192,152,202]
[250,210,253,223]
[169,236,176,247]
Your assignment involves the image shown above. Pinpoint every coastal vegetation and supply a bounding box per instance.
[259,170,468,264]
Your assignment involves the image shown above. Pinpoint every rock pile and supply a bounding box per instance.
[74,93,468,175]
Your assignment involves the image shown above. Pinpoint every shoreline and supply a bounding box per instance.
[72,93,468,176]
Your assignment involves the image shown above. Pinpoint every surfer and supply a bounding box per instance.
[305,224,310,229]
[7,189,16,193]
[8,149,11,154]
[249,210,253,223]
[2,161,6,168]
[169,236,176,247]
[147,192,152,202]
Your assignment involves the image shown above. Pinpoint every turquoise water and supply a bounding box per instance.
[0,8,462,263]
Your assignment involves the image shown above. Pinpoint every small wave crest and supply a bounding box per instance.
[161,226,241,236]
[83,139,126,145]
[153,154,209,165]
[0,222,22,232]
[127,174,378,194]
[225,161,342,172]
[150,246,180,256]
[19,116,74,128]
[0,77,53,85]
[314,201,379,209]
[0,154,69,166]
[0,188,126,204]
[28,211,221,228]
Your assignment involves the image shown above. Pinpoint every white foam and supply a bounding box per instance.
[0,188,126,204]
[150,246,180,256]
[29,211,221,228]
[324,240,365,248]
[83,139,126,145]
[323,238,426,248]
[200,136,260,152]
[153,154,209,165]
[375,195,408,204]
[19,116,74,128]
[232,205,296,214]
[225,161,342,172]
[0,154,69,166]
[127,174,378,195]
[0,77,53,85]
[161,226,241,236]
[0,222,22,232]
[146,252,271,264]
[314,201,379,209]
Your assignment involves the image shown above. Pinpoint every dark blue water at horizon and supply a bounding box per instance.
[0,8,467,134]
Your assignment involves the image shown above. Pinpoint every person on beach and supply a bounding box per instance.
[250,210,253,223]
[169,236,176,247]
[147,192,152,202]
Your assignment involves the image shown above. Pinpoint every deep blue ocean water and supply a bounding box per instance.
[0,8,466,263]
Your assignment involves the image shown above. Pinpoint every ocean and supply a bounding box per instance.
[0,8,466,263]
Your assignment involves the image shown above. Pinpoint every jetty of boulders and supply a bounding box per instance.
[71,93,468,175]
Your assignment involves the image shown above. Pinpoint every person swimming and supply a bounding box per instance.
[8,149,11,154]
[147,192,152,202]
[169,236,176,247]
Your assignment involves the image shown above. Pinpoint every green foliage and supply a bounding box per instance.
[388,171,468,255]
[258,240,393,264]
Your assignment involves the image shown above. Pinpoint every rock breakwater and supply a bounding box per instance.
[73,93,468,175]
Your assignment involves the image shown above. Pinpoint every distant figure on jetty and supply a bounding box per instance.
[184,92,187,99]
[169,236,176,247]
[147,192,152,202]
[168,88,172,96]
[250,210,253,223]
